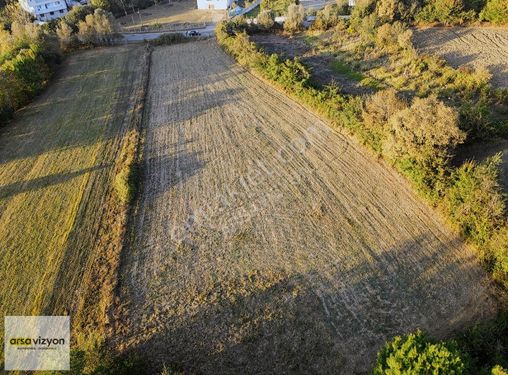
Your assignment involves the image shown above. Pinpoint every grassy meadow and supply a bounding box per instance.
[0,45,145,354]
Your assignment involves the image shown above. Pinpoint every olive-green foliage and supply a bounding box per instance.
[261,0,295,15]
[77,9,119,46]
[384,96,465,168]
[374,330,466,374]
[361,88,406,151]
[374,21,414,52]
[312,4,341,30]
[375,0,424,21]
[114,130,139,204]
[149,32,191,46]
[284,3,305,33]
[480,0,508,24]
[443,154,505,246]
[336,0,350,15]
[416,0,476,24]
[90,0,113,11]
[61,5,95,32]
[257,9,275,29]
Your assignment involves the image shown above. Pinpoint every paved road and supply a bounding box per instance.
[300,0,336,10]
[121,24,216,42]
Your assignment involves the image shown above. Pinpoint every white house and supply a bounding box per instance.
[19,0,69,21]
[197,0,232,10]
[348,0,355,6]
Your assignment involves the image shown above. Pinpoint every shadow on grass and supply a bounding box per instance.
[0,164,110,200]
[119,235,496,374]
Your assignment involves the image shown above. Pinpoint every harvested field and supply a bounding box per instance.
[413,27,508,88]
[115,40,497,373]
[0,45,145,337]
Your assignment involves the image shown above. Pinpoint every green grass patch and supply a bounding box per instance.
[330,60,365,81]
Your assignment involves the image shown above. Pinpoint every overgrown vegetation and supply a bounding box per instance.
[283,3,305,33]
[343,0,508,25]
[260,0,296,16]
[375,313,508,374]
[0,2,60,124]
[216,18,508,371]
[374,330,466,374]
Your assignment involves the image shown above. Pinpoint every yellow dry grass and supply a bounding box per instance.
[0,45,145,352]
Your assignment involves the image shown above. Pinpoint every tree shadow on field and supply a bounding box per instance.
[121,234,497,374]
[143,150,206,194]
[0,47,140,165]
[0,164,109,200]
[159,88,245,124]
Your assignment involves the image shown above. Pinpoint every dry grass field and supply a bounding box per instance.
[0,45,146,345]
[118,0,225,31]
[413,27,508,88]
[114,41,498,374]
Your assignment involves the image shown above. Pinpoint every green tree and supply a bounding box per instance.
[257,9,275,29]
[283,3,304,33]
[480,0,508,24]
[374,330,466,374]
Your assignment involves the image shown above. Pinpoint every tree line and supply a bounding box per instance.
[0,2,119,125]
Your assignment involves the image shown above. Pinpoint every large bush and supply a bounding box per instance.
[77,9,118,46]
[384,96,464,174]
[443,154,505,246]
[480,0,508,24]
[257,9,275,29]
[284,3,305,33]
[361,88,406,150]
[416,0,476,24]
[374,330,466,374]
[312,4,341,30]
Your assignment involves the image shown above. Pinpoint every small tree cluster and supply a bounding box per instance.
[374,21,414,51]
[284,3,305,34]
[257,9,275,30]
[77,9,119,46]
[312,4,341,31]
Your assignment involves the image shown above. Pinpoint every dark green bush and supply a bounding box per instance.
[373,330,466,374]
[443,154,505,246]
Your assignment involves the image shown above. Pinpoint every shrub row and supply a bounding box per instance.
[216,18,508,294]
[346,0,508,26]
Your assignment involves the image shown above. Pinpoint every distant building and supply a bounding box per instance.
[348,0,355,6]
[19,0,69,21]
[197,0,232,10]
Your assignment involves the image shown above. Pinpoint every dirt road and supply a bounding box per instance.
[413,27,508,87]
[116,40,497,373]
